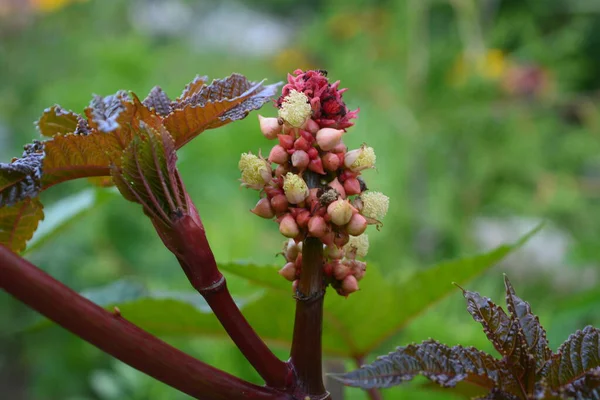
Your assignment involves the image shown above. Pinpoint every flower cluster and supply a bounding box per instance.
[239,69,388,296]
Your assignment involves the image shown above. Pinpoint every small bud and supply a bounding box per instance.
[305,118,320,134]
[279,214,300,238]
[269,145,290,165]
[340,275,360,295]
[251,198,275,219]
[334,231,350,248]
[275,164,290,178]
[347,213,367,236]
[239,152,272,189]
[321,231,335,246]
[283,173,309,204]
[278,134,295,150]
[291,150,310,169]
[308,158,326,175]
[296,210,311,228]
[300,130,315,143]
[332,260,350,280]
[332,142,347,153]
[258,115,282,140]
[322,152,341,171]
[348,260,367,280]
[278,90,312,128]
[343,177,361,196]
[271,194,289,214]
[324,244,344,260]
[344,234,369,258]
[279,262,297,281]
[307,147,319,159]
[308,216,327,238]
[294,137,311,152]
[361,191,389,221]
[316,128,344,151]
[284,238,300,261]
[344,145,376,171]
[327,199,353,226]
[327,178,346,199]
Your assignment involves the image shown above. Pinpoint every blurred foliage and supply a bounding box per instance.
[1,0,600,399]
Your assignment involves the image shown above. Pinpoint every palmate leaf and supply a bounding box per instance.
[331,340,508,391]
[0,198,44,253]
[504,275,552,371]
[0,73,278,252]
[460,285,530,378]
[218,226,540,357]
[543,326,600,393]
[36,105,88,137]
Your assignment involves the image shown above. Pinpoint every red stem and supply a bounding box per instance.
[169,213,291,389]
[0,245,291,400]
[289,237,330,399]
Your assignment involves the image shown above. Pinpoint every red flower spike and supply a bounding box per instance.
[277,69,359,130]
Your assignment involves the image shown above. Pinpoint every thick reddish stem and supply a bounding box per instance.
[289,237,330,399]
[169,213,291,389]
[0,245,291,400]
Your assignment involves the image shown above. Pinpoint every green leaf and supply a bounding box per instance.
[25,188,118,253]
[221,225,542,357]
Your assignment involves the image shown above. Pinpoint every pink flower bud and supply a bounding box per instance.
[340,275,360,295]
[300,130,315,144]
[258,115,282,140]
[278,134,294,150]
[344,177,361,196]
[265,186,283,198]
[279,214,300,238]
[251,198,275,219]
[306,188,320,208]
[307,147,319,159]
[294,137,311,152]
[269,145,289,164]
[347,213,367,236]
[279,262,297,282]
[305,118,320,134]
[323,262,334,277]
[327,199,353,226]
[321,231,335,246]
[324,244,344,260]
[331,142,347,153]
[308,158,325,175]
[308,216,327,238]
[284,239,300,261]
[296,210,311,228]
[334,231,350,247]
[328,177,346,199]
[271,194,289,214]
[316,128,344,151]
[332,260,350,280]
[275,164,289,178]
[348,260,367,280]
[291,150,310,169]
[294,253,303,270]
[322,152,340,171]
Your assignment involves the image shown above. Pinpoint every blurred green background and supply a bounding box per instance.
[1,0,600,399]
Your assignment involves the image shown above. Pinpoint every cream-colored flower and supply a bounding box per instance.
[345,145,376,171]
[238,152,271,189]
[361,191,389,221]
[278,90,311,128]
[283,172,309,204]
[344,234,369,258]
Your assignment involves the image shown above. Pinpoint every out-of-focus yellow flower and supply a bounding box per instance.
[448,49,508,86]
[32,0,87,13]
